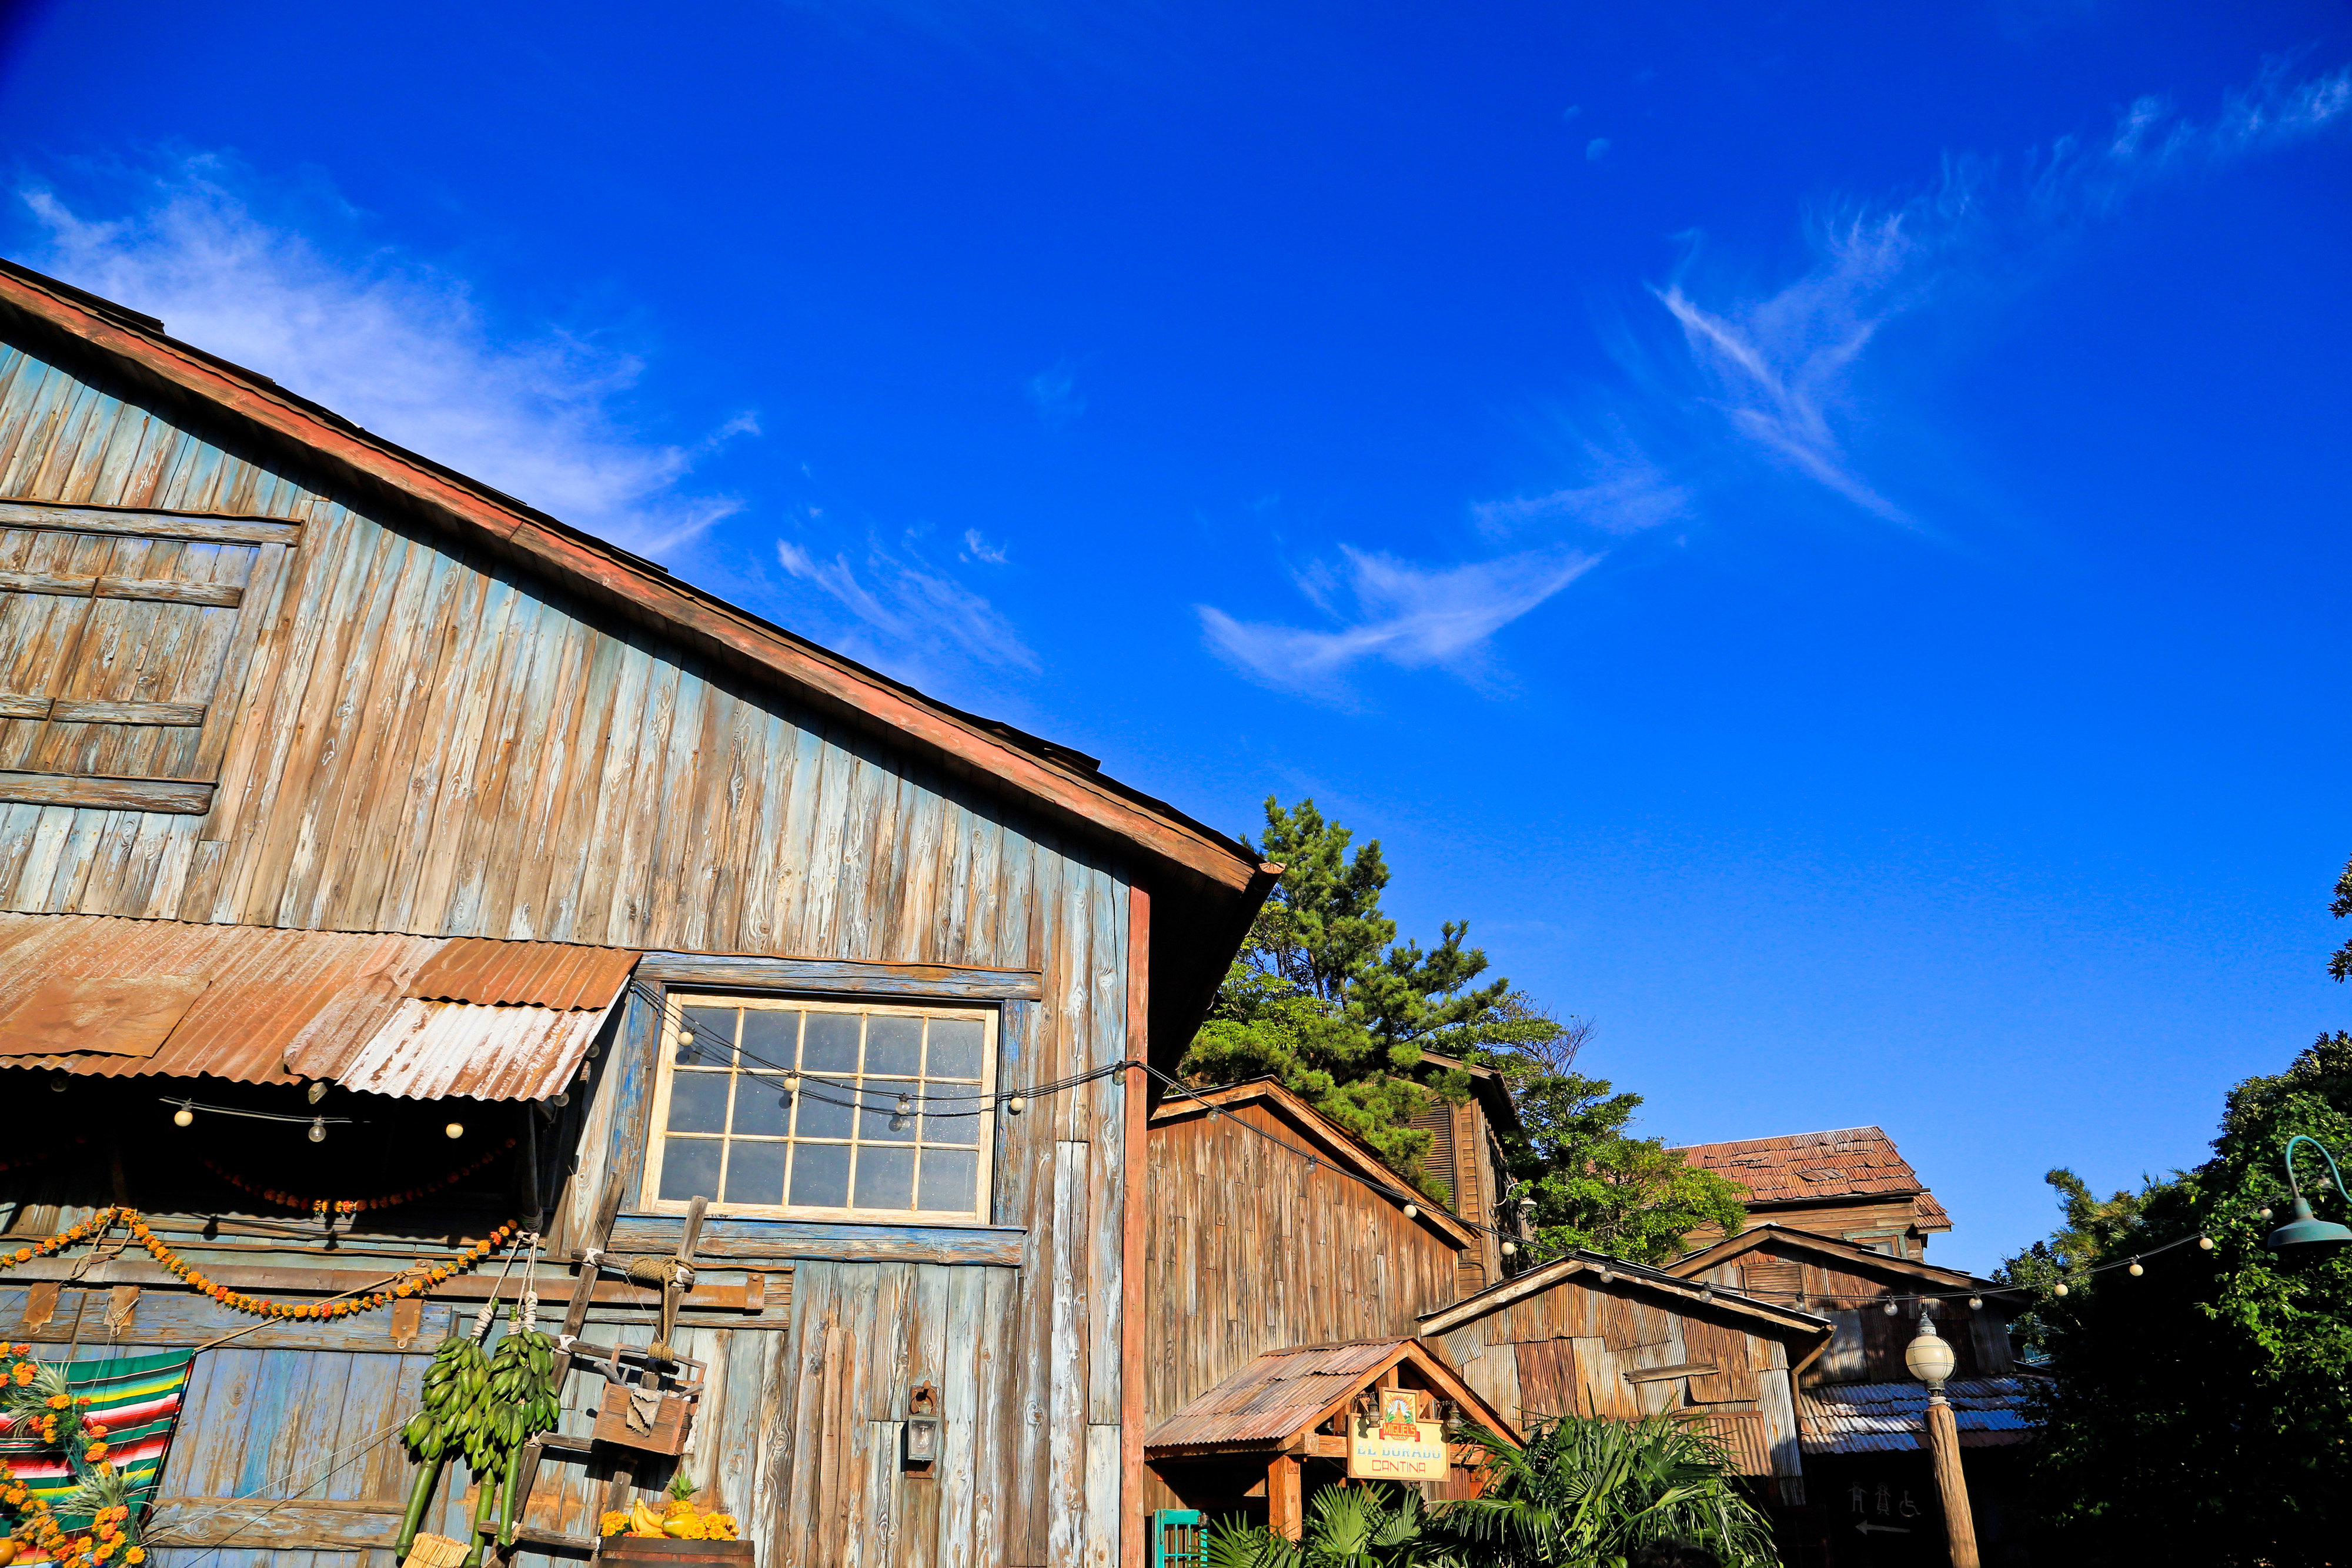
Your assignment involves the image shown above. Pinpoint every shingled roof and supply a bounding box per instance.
[1674,1126,1926,1205]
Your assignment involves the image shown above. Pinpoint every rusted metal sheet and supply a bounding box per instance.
[1799,1377,2040,1456]
[332,998,607,1102]
[408,937,641,1009]
[1144,1340,1404,1452]
[0,912,634,1099]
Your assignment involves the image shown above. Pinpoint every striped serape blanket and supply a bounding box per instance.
[5,1349,191,1524]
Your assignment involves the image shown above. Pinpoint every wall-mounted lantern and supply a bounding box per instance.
[904,1383,940,1472]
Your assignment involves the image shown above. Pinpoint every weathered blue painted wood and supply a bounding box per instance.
[606,1216,1024,1267]
[634,951,1044,999]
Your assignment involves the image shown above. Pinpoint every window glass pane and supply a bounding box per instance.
[924,1106,980,1147]
[659,1138,722,1202]
[866,1014,922,1076]
[723,1141,789,1206]
[666,1073,731,1134]
[802,1012,861,1074]
[788,1142,851,1208]
[916,1148,979,1213]
[731,1073,796,1137]
[860,1098,917,1143]
[927,1018,985,1080]
[793,1082,855,1141]
[737,1008,799,1072]
[676,1007,736,1067]
[854,1146,916,1211]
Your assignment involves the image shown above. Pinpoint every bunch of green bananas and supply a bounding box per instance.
[395,1330,490,1556]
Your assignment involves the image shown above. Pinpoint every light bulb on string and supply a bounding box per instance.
[1883,1300,1900,1316]
[2199,1235,2215,1251]
[308,1118,326,1144]
[173,1102,194,1128]
[2053,1282,2069,1297]
[1968,1296,1983,1310]
[445,1122,465,1140]
[1004,1096,1025,1116]
[2127,1259,2143,1277]
[1500,1242,1516,1257]
[1402,1204,1418,1221]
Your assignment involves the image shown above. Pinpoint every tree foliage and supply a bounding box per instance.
[2000,1028,2352,1564]
[1181,797,1745,1262]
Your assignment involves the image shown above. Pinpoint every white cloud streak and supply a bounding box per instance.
[777,534,1037,675]
[17,158,751,557]
[1199,546,1599,698]
[1196,59,2351,702]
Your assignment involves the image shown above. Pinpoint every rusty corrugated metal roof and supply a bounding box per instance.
[406,938,641,1010]
[1146,1340,1409,1453]
[0,914,635,1102]
[1799,1378,2040,1456]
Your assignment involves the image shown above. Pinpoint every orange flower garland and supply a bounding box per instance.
[201,1138,518,1215]
[0,1209,520,1322]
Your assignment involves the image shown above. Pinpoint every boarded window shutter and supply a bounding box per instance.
[0,507,293,815]
[1407,1099,1456,1209]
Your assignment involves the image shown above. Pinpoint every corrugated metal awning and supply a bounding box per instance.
[1799,1377,2042,1456]
[1144,1338,1517,1457]
[0,914,637,1102]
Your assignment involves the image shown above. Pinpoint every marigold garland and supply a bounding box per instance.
[201,1137,517,1215]
[0,1209,520,1322]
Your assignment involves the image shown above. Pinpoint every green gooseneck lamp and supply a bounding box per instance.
[2264,1134,2352,1252]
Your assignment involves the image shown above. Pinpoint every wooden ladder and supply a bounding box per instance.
[476,1186,710,1559]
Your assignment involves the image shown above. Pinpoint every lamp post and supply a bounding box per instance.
[1905,1309,1980,1568]
[2264,1135,2352,1252]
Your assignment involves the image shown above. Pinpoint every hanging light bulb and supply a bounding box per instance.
[1596,1265,1613,1283]
[2198,1235,2215,1251]
[1004,1095,1025,1116]
[2053,1282,2069,1297]
[1402,1203,1419,1221]
[1967,1296,1983,1310]
[1883,1300,1901,1316]
[445,1122,465,1140]
[49,1073,66,1093]
[308,1117,326,1144]
[1500,1241,1516,1257]
[1698,1286,1714,1302]
[173,1102,194,1128]
[2127,1259,2144,1277]
[890,1094,914,1134]
[2259,1207,2273,1222]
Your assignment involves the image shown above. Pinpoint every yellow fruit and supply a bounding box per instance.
[629,1500,668,1537]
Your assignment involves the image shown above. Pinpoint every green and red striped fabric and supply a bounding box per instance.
[4,1349,189,1526]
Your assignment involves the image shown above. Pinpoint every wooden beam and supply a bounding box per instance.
[1,1255,771,1309]
[1120,885,1150,1568]
[1267,1455,1304,1541]
[636,951,1044,1001]
[606,1214,1025,1267]
[0,772,213,814]
[0,498,302,545]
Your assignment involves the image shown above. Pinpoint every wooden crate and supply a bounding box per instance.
[598,1540,754,1564]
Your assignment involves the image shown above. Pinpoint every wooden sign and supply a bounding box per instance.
[1348,1392,1448,1481]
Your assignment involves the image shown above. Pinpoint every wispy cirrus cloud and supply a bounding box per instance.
[1200,546,1599,699]
[1201,59,2352,701]
[15,156,753,557]
[777,530,1037,676]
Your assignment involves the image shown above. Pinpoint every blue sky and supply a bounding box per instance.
[5,1,2350,1271]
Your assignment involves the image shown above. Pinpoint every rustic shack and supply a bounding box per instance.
[1671,1127,1953,1262]
[1668,1225,2038,1567]
[0,256,1277,1567]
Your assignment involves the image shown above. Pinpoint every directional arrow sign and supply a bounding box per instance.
[1855,1521,1913,1536]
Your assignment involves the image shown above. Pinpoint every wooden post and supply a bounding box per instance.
[1267,1454,1304,1540]
[1120,886,1151,1568]
[1923,1392,1981,1568]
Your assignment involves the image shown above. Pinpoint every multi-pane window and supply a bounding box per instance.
[643,996,997,1223]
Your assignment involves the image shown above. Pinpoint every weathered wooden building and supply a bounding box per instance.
[1672,1127,1954,1261]
[1669,1225,2038,1567]
[0,256,1277,1567]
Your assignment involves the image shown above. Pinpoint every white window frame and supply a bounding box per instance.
[640,992,999,1226]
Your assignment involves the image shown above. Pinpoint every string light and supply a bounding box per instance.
[1402,1204,1419,1221]
[173,1102,195,1128]
[445,1122,465,1140]
[308,1118,326,1144]
[2127,1259,2143,1277]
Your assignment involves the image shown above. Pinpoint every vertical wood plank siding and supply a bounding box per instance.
[0,333,1140,1564]
[1142,1101,1464,1431]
